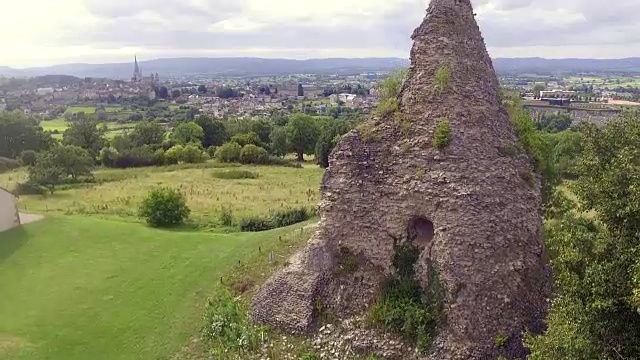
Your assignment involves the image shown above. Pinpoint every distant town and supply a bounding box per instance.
[1,56,640,132]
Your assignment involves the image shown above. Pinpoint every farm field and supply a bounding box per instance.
[0,215,312,360]
[0,163,323,226]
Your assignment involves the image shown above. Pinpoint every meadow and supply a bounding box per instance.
[0,163,323,227]
[0,159,324,360]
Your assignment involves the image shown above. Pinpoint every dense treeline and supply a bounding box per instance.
[0,107,359,193]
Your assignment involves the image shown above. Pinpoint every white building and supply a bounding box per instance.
[0,188,20,233]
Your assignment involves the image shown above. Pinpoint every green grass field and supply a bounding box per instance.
[0,164,323,226]
[0,215,311,360]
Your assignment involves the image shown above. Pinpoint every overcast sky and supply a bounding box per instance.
[2,0,640,68]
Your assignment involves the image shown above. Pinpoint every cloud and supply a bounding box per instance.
[1,0,640,67]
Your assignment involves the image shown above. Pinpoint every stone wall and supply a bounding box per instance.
[251,1,550,358]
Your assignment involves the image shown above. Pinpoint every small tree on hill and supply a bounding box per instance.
[138,187,190,228]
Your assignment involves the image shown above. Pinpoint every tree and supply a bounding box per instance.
[171,122,204,145]
[532,84,546,99]
[129,121,166,147]
[195,116,229,148]
[231,132,262,147]
[315,140,329,168]
[19,150,38,166]
[49,145,94,180]
[526,114,640,359]
[297,83,304,97]
[239,144,268,164]
[62,115,106,156]
[0,110,54,158]
[111,134,133,152]
[285,114,320,162]
[197,85,207,93]
[269,126,288,157]
[250,118,273,145]
[28,154,63,194]
[171,89,181,99]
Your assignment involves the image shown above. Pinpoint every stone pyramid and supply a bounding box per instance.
[251,0,550,358]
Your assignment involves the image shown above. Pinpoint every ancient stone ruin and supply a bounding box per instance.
[251,0,550,358]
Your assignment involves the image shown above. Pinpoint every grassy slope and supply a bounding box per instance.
[0,215,305,360]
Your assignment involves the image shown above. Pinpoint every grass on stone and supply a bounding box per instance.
[0,215,311,360]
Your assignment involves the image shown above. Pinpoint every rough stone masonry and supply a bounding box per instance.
[251,0,550,358]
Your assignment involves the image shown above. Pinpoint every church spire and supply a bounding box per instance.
[132,55,141,82]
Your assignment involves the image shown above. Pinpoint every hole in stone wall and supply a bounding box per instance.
[407,216,435,245]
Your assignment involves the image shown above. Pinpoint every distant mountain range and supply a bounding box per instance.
[2,57,640,78]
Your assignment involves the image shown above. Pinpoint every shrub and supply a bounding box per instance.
[99,147,119,167]
[270,207,313,228]
[15,182,47,195]
[114,146,161,168]
[240,207,313,232]
[138,187,191,227]
[19,150,37,166]
[239,217,274,232]
[215,142,242,163]
[206,146,217,158]
[154,149,166,165]
[164,145,183,165]
[369,242,442,353]
[0,156,20,174]
[433,118,451,150]
[201,291,264,355]
[239,144,268,164]
[181,144,209,164]
[212,169,259,180]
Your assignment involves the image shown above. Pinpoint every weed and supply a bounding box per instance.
[434,118,452,150]
[368,241,443,354]
[498,144,519,157]
[435,65,451,93]
[201,291,265,356]
[220,205,234,226]
[358,123,381,142]
[496,332,509,347]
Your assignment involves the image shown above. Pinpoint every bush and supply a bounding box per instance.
[165,145,183,165]
[270,207,313,228]
[231,132,262,147]
[433,118,451,150]
[14,182,47,195]
[154,149,166,165]
[239,144,268,164]
[181,144,209,164]
[0,156,20,173]
[99,147,119,167]
[368,242,442,353]
[240,207,313,232]
[138,187,191,227]
[239,217,274,232]
[19,150,37,166]
[206,146,217,158]
[114,146,161,168]
[212,169,259,180]
[215,142,242,163]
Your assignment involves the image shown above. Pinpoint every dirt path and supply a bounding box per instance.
[19,213,44,225]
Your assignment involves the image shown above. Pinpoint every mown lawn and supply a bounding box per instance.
[0,215,309,360]
[0,164,323,226]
